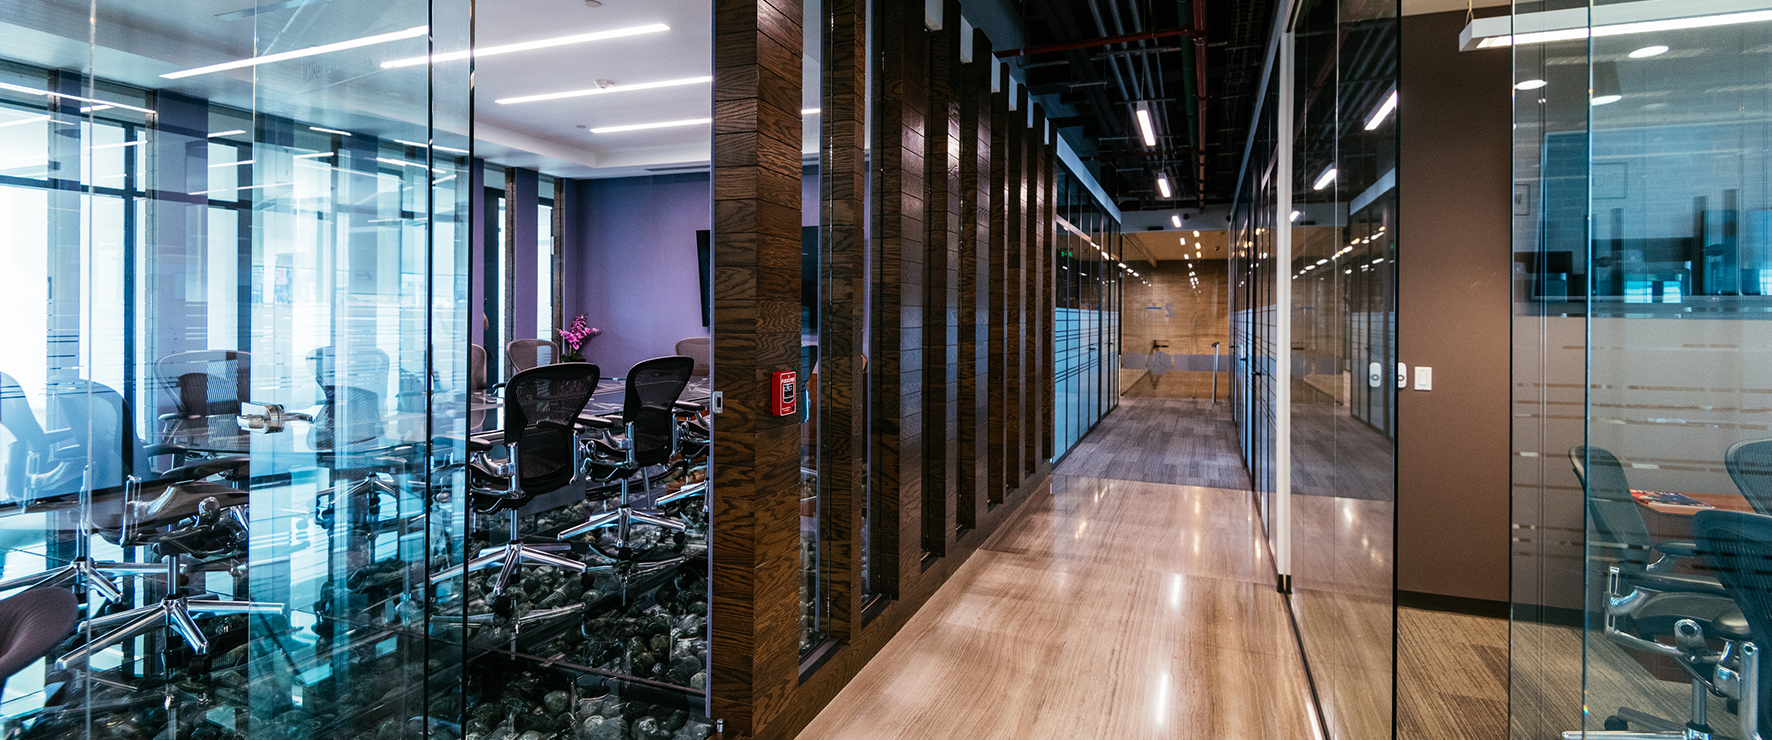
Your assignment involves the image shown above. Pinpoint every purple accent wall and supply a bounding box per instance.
[565,173,713,378]
[510,168,541,342]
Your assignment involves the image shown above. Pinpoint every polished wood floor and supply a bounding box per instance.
[793,476,1319,740]
[1053,397,1252,491]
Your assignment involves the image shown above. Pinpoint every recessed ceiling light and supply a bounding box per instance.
[208,129,248,138]
[383,24,670,69]
[1514,79,1548,90]
[1629,44,1670,57]
[165,26,427,79]
[310,126,352,136]
[1591,94,1623,105]
[588,117,711,134]
[496,75,712,105]
[0,82,154,115]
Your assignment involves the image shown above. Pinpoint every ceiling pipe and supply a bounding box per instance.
[1189,0,1210,208]
[993,27,1200,59]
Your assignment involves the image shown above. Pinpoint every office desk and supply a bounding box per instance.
[1633,490,1756,541]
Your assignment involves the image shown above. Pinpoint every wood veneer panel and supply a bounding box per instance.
[820,0,866,643]
[1024,109,1044,477]
[871,0,926,596]
[985,72,1009,505]
[1004,86,1025,491]
[711,0,804,732]
[956,30,992,531]
[922,1,962,557]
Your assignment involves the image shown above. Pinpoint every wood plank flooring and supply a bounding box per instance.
[793,476,1318,740]
[1054,397,1252,491]
[1398,607,1508,740]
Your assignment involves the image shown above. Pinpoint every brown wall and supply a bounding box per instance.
[1396,9,1512,602]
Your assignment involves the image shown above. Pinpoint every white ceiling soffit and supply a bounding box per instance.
[1460,0,1772,50]
[1402,0,1507,17]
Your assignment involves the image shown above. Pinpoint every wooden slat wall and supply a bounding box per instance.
[707,4,1065,736]
[873,0,926,592]
[710,0,804,732]
[956,29,993,531]
[923,3,962,556]
[821,0,866,642]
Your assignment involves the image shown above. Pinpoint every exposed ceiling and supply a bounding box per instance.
[1011,0,1277,213]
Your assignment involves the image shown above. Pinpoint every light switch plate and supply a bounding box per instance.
[1414,366,1433,391]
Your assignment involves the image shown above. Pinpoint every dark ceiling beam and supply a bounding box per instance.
[994,27,1200,59]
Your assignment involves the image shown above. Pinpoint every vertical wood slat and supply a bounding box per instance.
[1024,108,1044,477]
[956,29,993,530]
[873,0,926,592]
[822,0,866,641]
[1003,85,1025,492]
[923,0,962,556]
[710,0,804,731]
[985,68,1009,505]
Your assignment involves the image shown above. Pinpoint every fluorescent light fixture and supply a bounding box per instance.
[496,75,711,105]
[1363,90,1398,131]
[209,159,252,168]
[295,152,333,159]
[1316,259,1329,265]
[80,104,113,113]
[1515,79,1548,90]
[1460,0,1772,51]
[1170,214,1182,227]
[383,24,670,69]
[588,117,711,134]
[1592,94,1623,105]
[1134,103,1157,148]
[1290,210,1302,221]
[0,115,50,129]
[190,181,293,197]
[310,126,352,136]
[802,108,821,115]
[1630,44,1670,57]
[395,139,469,154]
[165,26,427,79]
[1156,174,1172,199]
[0,82,155,115]
[209,129,248,138]
[1313,167,1337,191]
[1118,263,1127,268]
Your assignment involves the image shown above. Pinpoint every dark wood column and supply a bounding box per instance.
[710,0,804,731]
[872,0,926,593]
[1024,108,1045,477]
[957,30,993,530]
[923,0,962,556]
[822,0,866,641]
[986,69,1009,505]
[1003,85,1025,492]
[1041,130,1057,461]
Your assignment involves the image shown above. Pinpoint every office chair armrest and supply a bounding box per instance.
[159,456,250,483]
[673,400,706,413]
[1626,569,1729,598]
[1653,540,1699,558]
[537,419,577,435]
[576,413,618,430]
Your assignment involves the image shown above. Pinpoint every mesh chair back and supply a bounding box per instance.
[623,356,694,467]
[45,378,138,488]
[155,350,250,419]
[506,363,600,496]
[1571,446,1655,567]
[307,346,390,405]
[507,339,560,375]
[674,337,711,378]
[1,373,47,500]
[469,344,488,395]
[1693,509,1772,735]
[1728,439,1772,515]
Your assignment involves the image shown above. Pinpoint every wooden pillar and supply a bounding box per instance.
[872,0,926,593]
[986,67,1009,505]
[957,29,993,530]
[822,0,866,640]
[710,0,804,731]
[1004,84,1025,492]
[923,0,962,556]
[1024,108,1045,477]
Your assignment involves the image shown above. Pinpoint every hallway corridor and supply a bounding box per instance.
[794,471,1318,739]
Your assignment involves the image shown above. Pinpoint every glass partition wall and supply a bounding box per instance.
[1509,2,1772,738]
[1053,165,1123,459]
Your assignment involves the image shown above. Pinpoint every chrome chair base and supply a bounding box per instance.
[58,594,283,668]
[0,557,165,604]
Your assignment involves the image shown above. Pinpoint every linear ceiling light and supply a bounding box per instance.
[165,26,427,79]
[1313,167,1337,191]
[0,114,50,129]
[496,75,712,105]
[589,117,710,134]
[0,82,155,115]
[1134,103,1157,148]
[208,129,248,138]
[394,138,470,154]
[1156,173,1172,199]
[310,126,352,136]
[1171,214,1182,227]
[1630,44,1671,57]
[383,24,670,69]
[1514,79,1548,90]
[1459,0,1772,50]
[1363,90,1398,131]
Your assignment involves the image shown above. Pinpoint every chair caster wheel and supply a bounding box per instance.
[1604,717,1629,731]
[490,595,512,617]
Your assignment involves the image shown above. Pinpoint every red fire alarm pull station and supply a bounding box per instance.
[773,371,797,417]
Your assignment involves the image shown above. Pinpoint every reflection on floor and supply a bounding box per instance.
[1398,608,1508,740]
[1292,494,1394,740]
[1511,618,1728,739]
[793,477,1317,740]
[1292,402,1393,501]
[1053,396,1251,490]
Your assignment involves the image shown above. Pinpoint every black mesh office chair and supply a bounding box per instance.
[560,356,696,544]
[433,364,607,610]
[1568,446,1755,738]
[1692,509,1772,739]
[1,372,82,502]
[506,339,560,375]
[154,350,250,436]
[469,344,489,430]
[1727,439,1772,515]
[306,346,389,448]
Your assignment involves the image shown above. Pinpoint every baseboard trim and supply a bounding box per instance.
[1397,590,1510,620]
